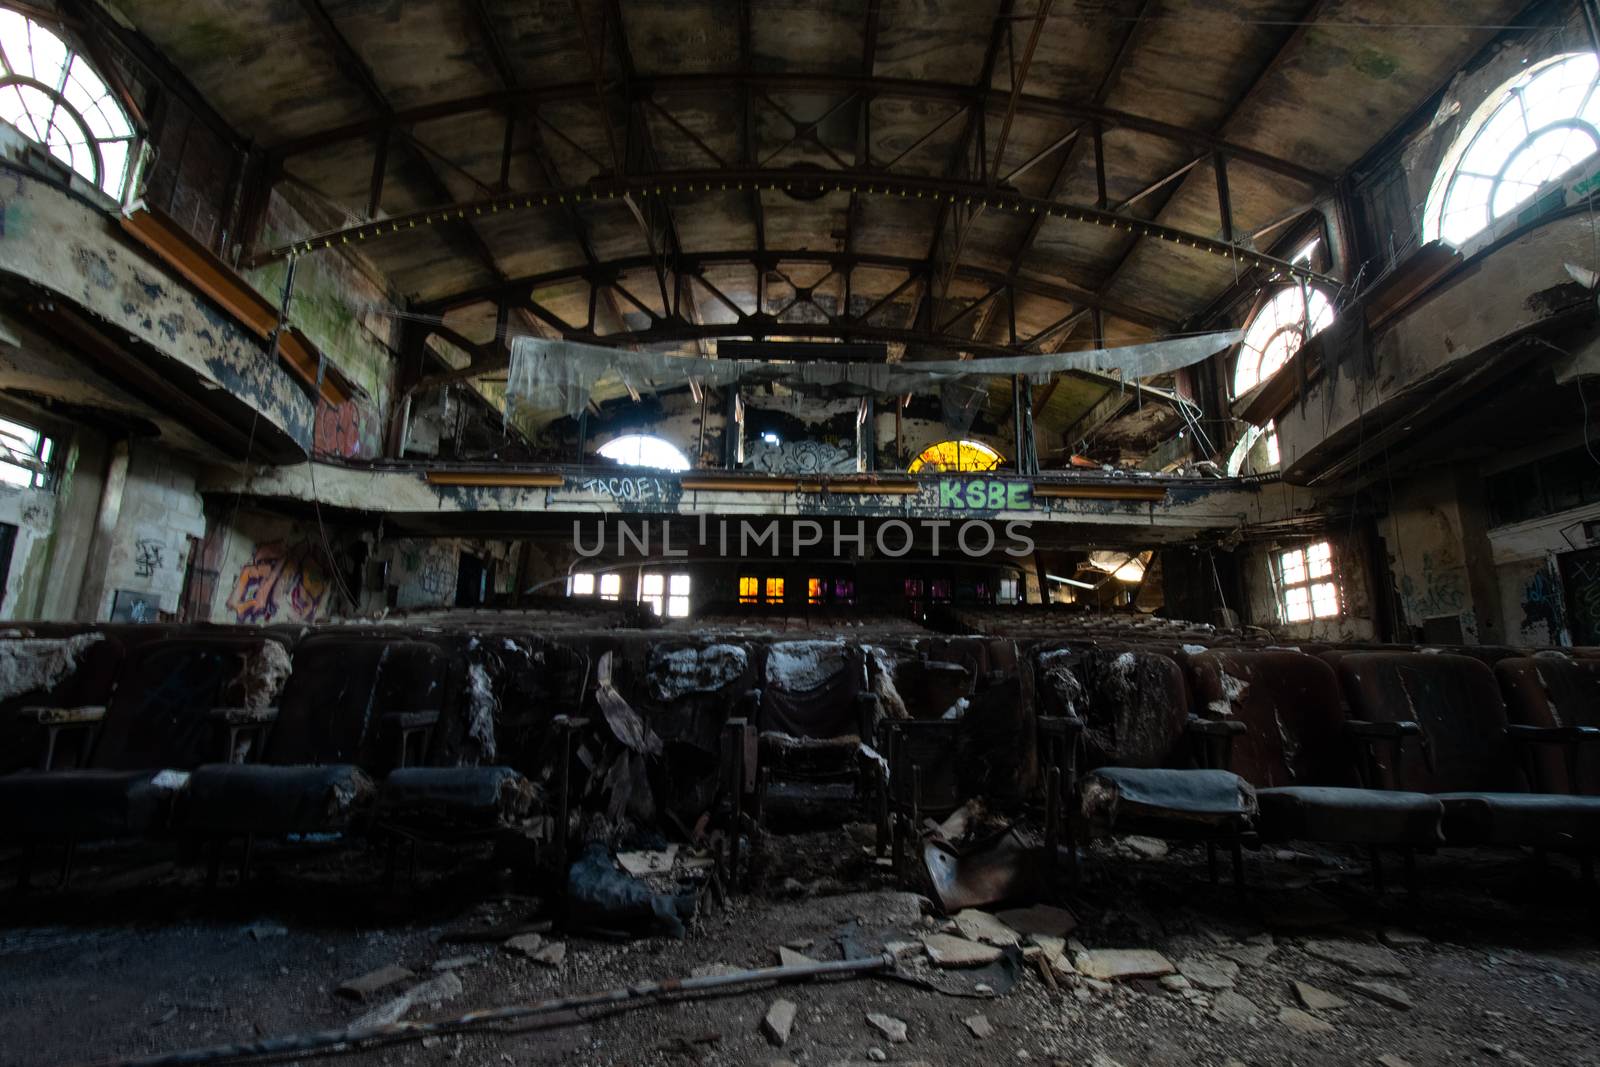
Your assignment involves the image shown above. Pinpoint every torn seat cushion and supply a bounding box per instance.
[1257,786,1444,846]
[377,766,538,827]
[1079,767,1256,836]
[0,769,187,840]
[1189,650,1353,788]
[1437,792,1600,849]
[179,763,375,836]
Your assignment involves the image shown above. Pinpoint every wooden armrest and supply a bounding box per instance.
[207,705,279,725]
[1344,719,1422,740]
[1187,718,1247,737]
[382,710,442,730]
[1506,724,1600,744]
[22,705,106,726]
[1037,714,1085,738]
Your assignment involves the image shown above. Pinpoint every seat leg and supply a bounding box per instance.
[1369,846,1386,894]
[875,771,890,859]
[206,840,223,892]
[240,833,255,884]
[40,726,60,771]
[1403,846,1419,897]
[1231,840,1245,889]
[1207,841,1219,885]
[58,841,75,890]
[1043,766,1060,894]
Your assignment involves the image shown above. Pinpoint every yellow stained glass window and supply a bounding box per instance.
[909,439,1004,473]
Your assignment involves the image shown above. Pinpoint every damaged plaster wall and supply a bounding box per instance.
[1379,472,1483,643]
[85,443,207,621]
[1238,535,1377,642]
[207,506,350,625]
[245,190,401,461]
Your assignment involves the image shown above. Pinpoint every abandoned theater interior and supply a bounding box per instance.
[18,1,1600,1065]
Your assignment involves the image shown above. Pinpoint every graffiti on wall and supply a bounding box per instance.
[399,542,457,604]
[935,477,1033,512]
[133,538,165,578]
[226,541,331,623]
[748,439,855,474]
[1520,561,1566,640]
[313,399,376,459]
[1398,551,1466,622]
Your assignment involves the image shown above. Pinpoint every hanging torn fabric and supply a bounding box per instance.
[504,331,1242,418]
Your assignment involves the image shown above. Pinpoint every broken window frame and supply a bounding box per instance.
[0,415,52,489]
[0,8,137,200]
[1277,540,1341,623]
[1427,51,1600,249]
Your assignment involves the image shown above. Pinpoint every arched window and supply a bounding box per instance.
[909,439,1005,473]
[0,9,135,199]
[596,433,690,471]
[1232,285,1334,396]
[1426,52,1600,247]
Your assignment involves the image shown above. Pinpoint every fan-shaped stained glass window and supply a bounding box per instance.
[909,439,1004,473]
[1232,285,1334,396]
[1427,52,1600,247]
[0,9,135,199]
[597,433,690,471]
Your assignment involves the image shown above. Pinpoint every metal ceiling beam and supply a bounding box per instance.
[460,0,628,336]
[293,0,506,285]
[264,71,1333,189]
[408,247,1172,327]
[247,169,1332,303]
[1087,0,1332,316]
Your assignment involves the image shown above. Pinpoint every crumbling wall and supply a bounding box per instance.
[1238,536,1377,642]
[88,445,207,622]
[1380,474,1477,642]
[245,191,399,460]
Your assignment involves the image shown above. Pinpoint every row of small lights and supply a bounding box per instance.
[268,178,1317,280]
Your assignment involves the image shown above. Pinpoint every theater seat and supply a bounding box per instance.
[1436,792,1600,849]
[1257,786,1443,846]
[1336,652,1600,863]
[180,763,375,837]
[1080,767,1256,829]
[376,766,537,829]
[0,769,187,841]
[1495,656,1600,794]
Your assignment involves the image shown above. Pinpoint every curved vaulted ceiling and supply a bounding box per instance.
[117,0,1526,366]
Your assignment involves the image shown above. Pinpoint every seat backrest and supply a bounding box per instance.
[1496,655,1600,793]
[1335,652,1516,793]
[1188,649,1353,789]
[265,635,454,769]
[91,635,293,770]
[0,632,128,772]
[1066,647,1192,770]
[758,640,864,739]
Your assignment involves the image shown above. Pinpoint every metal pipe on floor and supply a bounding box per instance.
[79,951,897,1067]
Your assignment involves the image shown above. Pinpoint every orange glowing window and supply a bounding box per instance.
[738,575,759,604]
[765,577,785,603]
[808,578,825,604]
[909,439,1004,473]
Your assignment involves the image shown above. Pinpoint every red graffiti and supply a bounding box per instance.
[314,399,372,458]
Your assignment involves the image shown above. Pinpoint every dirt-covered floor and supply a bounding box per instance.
[4,831,1600,1067]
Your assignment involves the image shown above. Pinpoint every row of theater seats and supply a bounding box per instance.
[4,616,1598,893]
[1049,643,1600,884]
[0,626,550,884]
